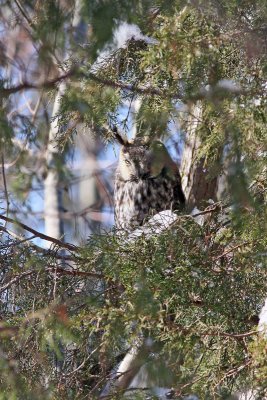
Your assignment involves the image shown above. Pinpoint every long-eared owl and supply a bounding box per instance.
[114,136,185,231]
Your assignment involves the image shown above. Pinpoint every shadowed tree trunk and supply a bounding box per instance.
[181,103,220,210]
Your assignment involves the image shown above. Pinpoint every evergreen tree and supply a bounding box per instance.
[0,1,266,398]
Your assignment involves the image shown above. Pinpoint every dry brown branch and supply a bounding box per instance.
[0,267,103,295]
[0,270,35,294]
[0,68,251,102]
[1,153,9,223]
[213,241,253,260]
[0,214,77,251]
[172,322,258,341]
[218,358,252,384]
[0,69,76,97]
[47,266,103,279]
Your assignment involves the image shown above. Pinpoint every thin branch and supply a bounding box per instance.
[14,0,33,27]
[100,340,152,399]
[88,74,167,98]
[0,270,35,294]
[172,322,258,341]
[1,153,10,223]
[203,330,258,339]
[0,267,103,295]
[47,266,103,279]
[175,374,210,396]
[0,69,76,97]
[0,224,77,261]
[0,214,77,251]
[218,358,251,384]
[213,241,252,260]
[188,202,230,218]
[0,69,253,102]
[64,346,101,377]
[86,73,252,101]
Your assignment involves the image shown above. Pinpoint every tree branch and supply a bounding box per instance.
[0,270,35,294]
[1,153,10,222]
[0,69,76,97]
[47,266,103,279]
[0,214,77,251]
[0,69,251,102]
[0,267,103,295]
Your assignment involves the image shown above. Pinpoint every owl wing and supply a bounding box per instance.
[151,141,185,209]
[172,167,186,209]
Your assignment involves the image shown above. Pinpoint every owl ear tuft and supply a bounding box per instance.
[112,126,129,147]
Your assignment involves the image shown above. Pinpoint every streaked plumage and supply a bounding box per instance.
[114,138,185,231]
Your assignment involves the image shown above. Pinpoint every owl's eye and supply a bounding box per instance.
[125,160,131,165]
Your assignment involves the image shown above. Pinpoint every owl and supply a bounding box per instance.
[114,134,185,231]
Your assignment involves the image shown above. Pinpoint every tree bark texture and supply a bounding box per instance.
[181,103,219,210]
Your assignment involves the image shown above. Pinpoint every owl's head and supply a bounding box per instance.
[116,136,175,182]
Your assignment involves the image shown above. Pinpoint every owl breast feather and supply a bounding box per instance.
[114,173,184,231]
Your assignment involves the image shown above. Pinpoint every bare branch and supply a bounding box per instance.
[0,214,77,251]
[1,153,10,223]
[0,270,34,294]
[47,266,103,279]
[0,267,102,295]
[0,69,76,97]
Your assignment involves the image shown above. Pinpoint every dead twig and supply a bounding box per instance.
[1,153,10,225]
[0,69,76,97]
[0,214,77,251]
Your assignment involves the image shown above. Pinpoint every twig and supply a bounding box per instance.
[1,153,10,224]
[1,69,251,102]
[87,73,167,99]
[64,346,101,377]
[14,0,33,27]
[175,374,209,396]
[0,214,77,251]
[213,241,252,260]
[0,224,77,261]
[189,202,230,219]
[203,330,257,339]
[0,270,35,294]
[0,267,103,295]
[173,322,258,341]
[99,339,152,399]
[47,266,103,279]
[0,69,76,97]
[218,358,251,384]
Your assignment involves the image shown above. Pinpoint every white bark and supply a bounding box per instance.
[99,339,153,399]
[43,0,87,241]
[44,83,66,240]
[131,97,142,139]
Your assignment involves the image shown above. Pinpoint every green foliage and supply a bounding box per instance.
[82,0,177,59]
[1,204,267,398]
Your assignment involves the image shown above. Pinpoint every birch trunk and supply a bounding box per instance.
[43,0,88,241]
[44,84,66,240]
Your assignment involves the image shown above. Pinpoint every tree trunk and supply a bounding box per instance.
[44,0,90,242]
[44,84,66,241]
[181,103,219,210]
